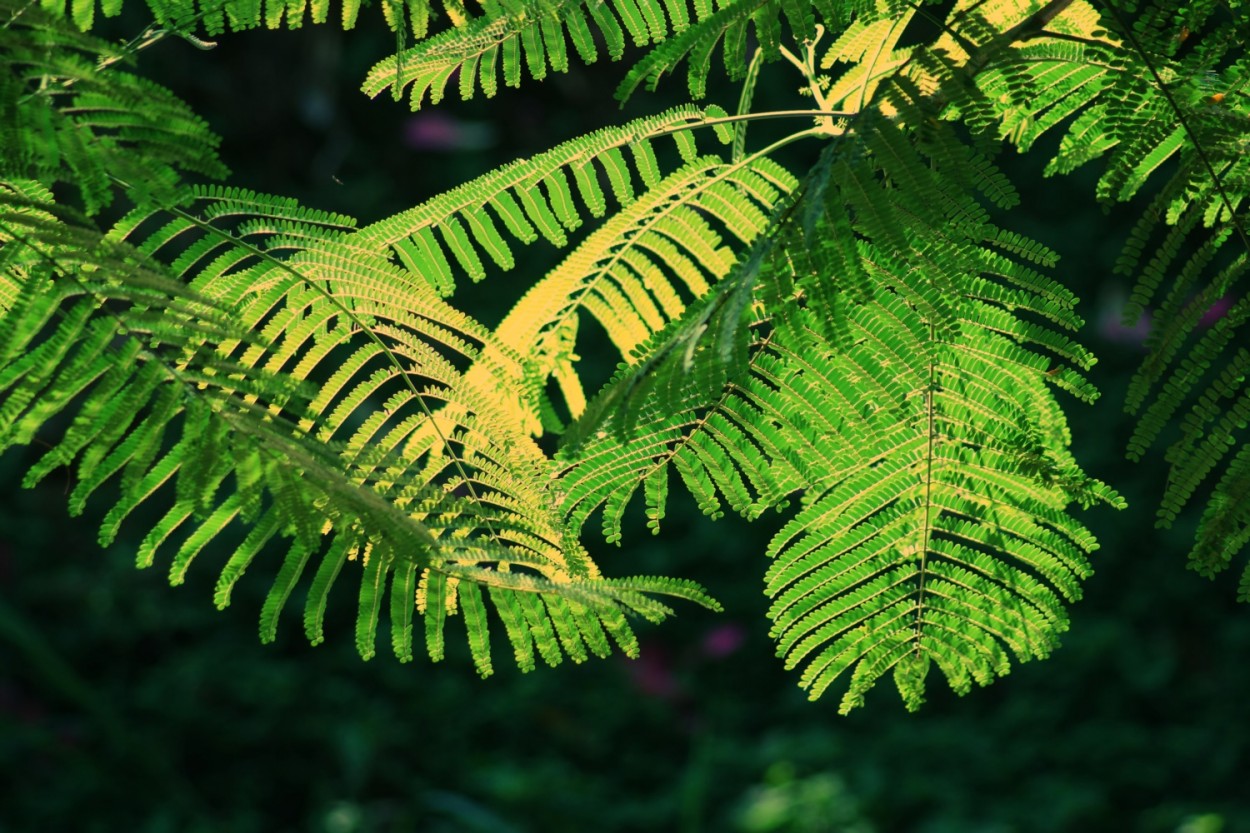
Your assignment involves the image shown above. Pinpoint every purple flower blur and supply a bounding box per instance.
[699,623,746,659]
[402,113,495,152]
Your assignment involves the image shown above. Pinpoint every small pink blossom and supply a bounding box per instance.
[700,623,746,659]
[402,113,495,152]
[1098,288,1237,346]
[1199,295,1234,327]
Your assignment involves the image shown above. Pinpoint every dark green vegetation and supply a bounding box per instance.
[3,0,1250,829]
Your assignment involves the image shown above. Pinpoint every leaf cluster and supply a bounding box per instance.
[3,0,1248,711]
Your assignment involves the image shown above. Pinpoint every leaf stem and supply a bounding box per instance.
[645,110,858,139]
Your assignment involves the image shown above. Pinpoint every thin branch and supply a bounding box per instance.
[645,110,857,139]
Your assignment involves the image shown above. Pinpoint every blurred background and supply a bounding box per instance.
[2,7,1248,832]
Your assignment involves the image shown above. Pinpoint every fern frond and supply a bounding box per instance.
[615,0,772,101]
[0,0,226,213]
[38,0,442,34]
[362,0,695,107]
[761,311,1118,713]
[1014,3,1250,591]
[357,106,733,293]
[0,183,717,673]
[558,323,809,542]
[613,0,870,103]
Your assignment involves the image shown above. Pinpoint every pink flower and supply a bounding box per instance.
[1097,287,1238,346]
[1199,295,1234,327]
[402,113,495,152]
[699,623,746,659]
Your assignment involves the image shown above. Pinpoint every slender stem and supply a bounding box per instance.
[913,322,938,659]
[778,44,809,77]
[646,110,857,139]
[1,0,38,28]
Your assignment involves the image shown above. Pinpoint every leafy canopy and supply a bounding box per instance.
[3,0,1247,713]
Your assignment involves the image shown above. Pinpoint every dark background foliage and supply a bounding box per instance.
[2,9,1248,832]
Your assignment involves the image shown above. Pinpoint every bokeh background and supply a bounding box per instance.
[2,8,1248,832]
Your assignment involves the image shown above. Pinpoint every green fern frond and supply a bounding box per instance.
[557,322,810,542]
[1,1,226,213]
[1010,3,1250,591]
[0,181,717,674]
[613,0,865,103]
[362,0,698,108]
[615,0,772,101]
[38,0,442,34]
[356,105,733,295]
[761,293,1118,712]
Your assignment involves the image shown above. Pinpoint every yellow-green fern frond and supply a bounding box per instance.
[352,105,740,318]
[0,183,719,675]
[355,106,734,297]
[483,153,796,435]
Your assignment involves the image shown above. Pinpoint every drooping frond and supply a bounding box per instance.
[956,0,1250,596]
[0,180,719,674]
[756,44,1123,709]
[557,312,805,544]
[555,136,884,533]
[557,34,1123,708]
[0,0,226,213]
[761,304,1118,713]
[616,0,783,100]
[612,0,873,102]
[556,172,805,466]
[1111,28,1250,594]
